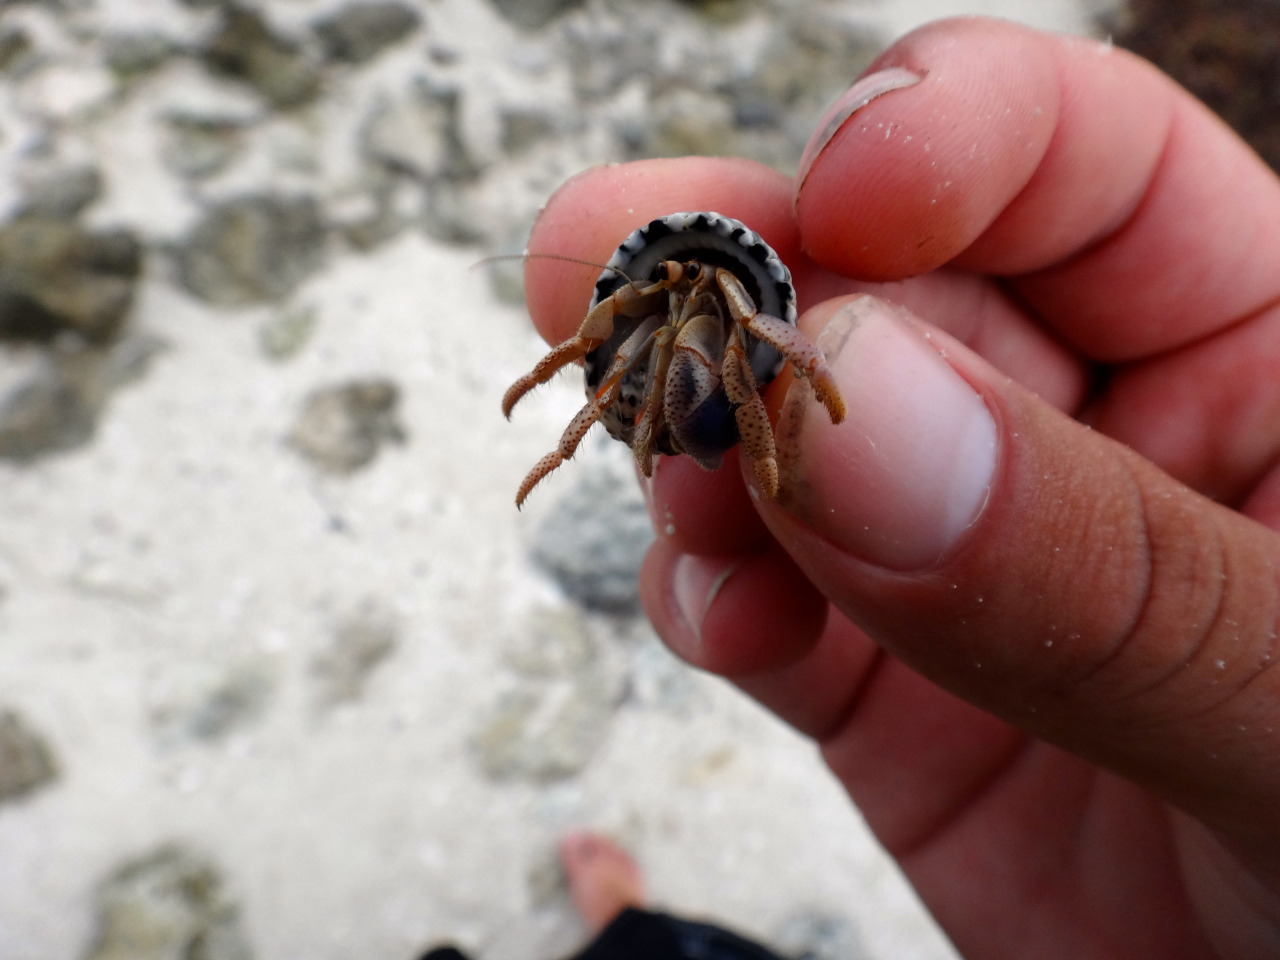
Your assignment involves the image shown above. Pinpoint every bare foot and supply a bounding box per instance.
[558,831,646,933]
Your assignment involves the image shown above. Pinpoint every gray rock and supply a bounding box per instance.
[487,0,586,31]
[0,352,101,459]
[773,911,868,960]
[563,15,658,102]
[722,11,880,170]
[362,79,477,184]
[530,449,654,614]
[161,114,246,180]
[475,607,625,781]
[499,105,557,156]
[150,663,275,748]
[499,606,596,679]
[103,31,177,78]
[257,303,317,362]
[328,176,410,251]
[0,336,163,461]
[475,607,626,781]
[0,709,58,802]
[472,679,619,782]
[673,0,753,25]
[310,604,398,708]
[16,163,103,220]
[620,86,737,160]
[315,1,422,65]
[176,194,326,306]
[288,378,405,473]
[0,216,142,342]
[420,184,488,245]
[203,6,323,110]
[86,845,254,960]
[0,24,34,75]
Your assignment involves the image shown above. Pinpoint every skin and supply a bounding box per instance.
[520,18,1280,960]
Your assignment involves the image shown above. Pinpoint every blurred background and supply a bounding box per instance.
[0,0,1274,958]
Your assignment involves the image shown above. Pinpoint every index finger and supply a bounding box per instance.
[796,17,1280,361]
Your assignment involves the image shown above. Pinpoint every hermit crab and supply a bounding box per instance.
[503,211,846,507]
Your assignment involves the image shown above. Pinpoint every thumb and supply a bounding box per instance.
[764,294,1280,848]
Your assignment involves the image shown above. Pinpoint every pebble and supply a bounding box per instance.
[85,845,255,960]
[314,0,423,65]
[203,5,323,110]
[288,378,405,474]
[0,709,58,803]
[0,216,143,341]
[530,447,655,615]
[176,194,326,306]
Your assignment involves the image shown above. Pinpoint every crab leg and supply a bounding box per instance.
[721,326,779,497]
[502,281,667,418]
[513,312,663,507]
[514,390,615,508]
[714,269,847,424]
[630,326,676,477]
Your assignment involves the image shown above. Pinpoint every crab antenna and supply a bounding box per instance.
[472,254,639,288]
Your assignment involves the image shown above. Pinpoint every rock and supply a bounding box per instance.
[420,184,487,245]
[361,79,477,183]
[327,175,411,251]
[149,662,275,748]
[0,336,163,461]
[530,447,654,614]
[0,216,143,342]
[86,845,254,960]
[315,1,422,65]
[563,15,658,102]
[474,608,625,781]
[499,606,596,679]
[487,0,586,31]
[257,303,317,362]
[161,114,246,180]
[288,378,405,473]
[621,86,737,159]
[0,24,34,75]
[310,604,398,708]
[15,163,103,220]
[0,709,58,802]
[773,912,868,960]
[176,195,326,306]
[0,350,101,459]
[203,5,323,110]
[673,0,753,25]
[102,31,177,79]
[472,679,620,782]
[499,104,557,156]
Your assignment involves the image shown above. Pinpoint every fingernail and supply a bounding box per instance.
[782,297,997,570]
[671,554,738,654]
[796,67,924,190]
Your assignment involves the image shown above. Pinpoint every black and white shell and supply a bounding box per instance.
[582,212,797,463]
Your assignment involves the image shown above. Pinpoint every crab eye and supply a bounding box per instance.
[656,260,683,284]
[685,262,702,281]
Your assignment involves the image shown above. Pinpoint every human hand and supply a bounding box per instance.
[521,17,1280,959]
